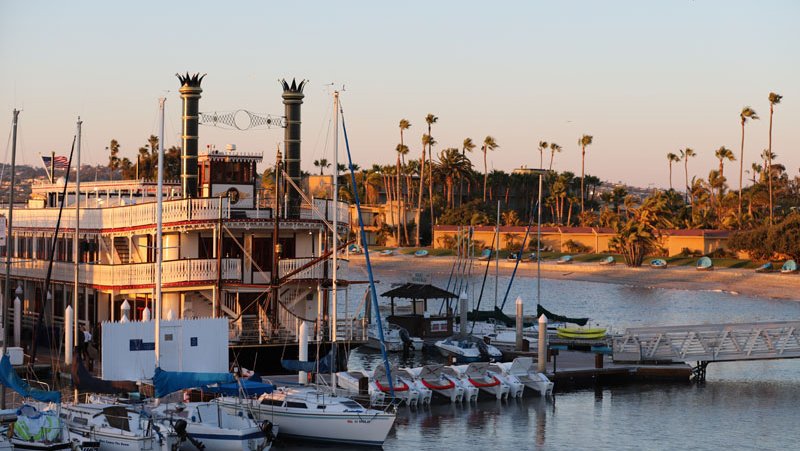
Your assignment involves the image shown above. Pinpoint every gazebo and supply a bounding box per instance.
[381,283,458,338]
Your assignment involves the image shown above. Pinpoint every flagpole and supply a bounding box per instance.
[50,151,55,183]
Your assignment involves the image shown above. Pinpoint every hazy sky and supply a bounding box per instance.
[1,1,798,188]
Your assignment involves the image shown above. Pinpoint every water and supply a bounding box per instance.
[282,264,800,450]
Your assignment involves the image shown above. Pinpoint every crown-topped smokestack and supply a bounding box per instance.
[281,78,306,215]
[177,72,205,198]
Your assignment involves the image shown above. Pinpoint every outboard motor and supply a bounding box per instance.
[260,420,275,442]
[475,339,492,361]
[174,419,205,450]
[399,327,413,357]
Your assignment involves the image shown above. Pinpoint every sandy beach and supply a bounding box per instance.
[348,253,800,302]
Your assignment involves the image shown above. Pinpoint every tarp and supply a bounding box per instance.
[71,352,138,395]
[281,349,336,373]
[153,367,234,398]
[468,307,515,327]
[204,376,275,397]
[536,305,589,327]
[0,355,61,403]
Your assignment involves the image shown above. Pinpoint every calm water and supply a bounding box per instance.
[278,265,800,450]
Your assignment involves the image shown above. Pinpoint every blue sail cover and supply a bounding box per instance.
[0,355,60,403]
[153,367,234,398]
[204,377,275,396]
[281,349,335,373]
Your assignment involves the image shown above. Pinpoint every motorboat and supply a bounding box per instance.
[216,385,396,447]
[61,402,180,451]
[649,258,668,269]
[378,249,394,257]
[414,249,429,258]
[335,370,386,406]
[347,243,362,254]
[434,336,503,363]
[755,262,773,273]
[477,249,492,261]
[370,365,421,406]
[452,363,510,400]
[599,256,616,266]
[696,256,713,271]
[7,404,100,451]
[151,401,273,451]
[407,365,464,403]
[556,255,573,264]
[496,357,554,397]
[365,322,423,352]
[486,363,525,398]
[439,366,479,402]
[393,367,432,405]
[781,260,798,274]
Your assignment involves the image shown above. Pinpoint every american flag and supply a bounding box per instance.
[41,154,69,170]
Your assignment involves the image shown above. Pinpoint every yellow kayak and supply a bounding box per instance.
[557,327,607,340]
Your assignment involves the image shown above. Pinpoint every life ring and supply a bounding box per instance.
[468,376,500,388]
[374,380,409,392]
[421,379,455,390]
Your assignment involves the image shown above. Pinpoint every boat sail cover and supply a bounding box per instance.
[536,305,589,326]
[0,355,60,403]
[204,375,275,396]
[153,367,234,398]
[281,349,337,373]
[71,353,138,395]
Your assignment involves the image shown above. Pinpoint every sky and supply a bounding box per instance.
[1,0,798,188]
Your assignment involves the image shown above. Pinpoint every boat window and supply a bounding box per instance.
[260,398,284,407]
[285,401,307,409]
[340,400,363,409]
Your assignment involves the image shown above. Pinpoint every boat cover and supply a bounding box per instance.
[71,353,138,395]
[153,367,234,398]
[0,355,60,403]
[204,376,275,396]
[281,348,337,373]
[536,305,589,326]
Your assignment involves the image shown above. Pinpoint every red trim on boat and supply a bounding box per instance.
[375,380,408,392]
[421,379,455,390]
[468,376,500,388]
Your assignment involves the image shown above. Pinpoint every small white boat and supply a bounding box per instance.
[599,256,616,266]
[8,404,100,451]
[497,357,554,397]
[414,249,429,258]
[439,366,479,402]
[216,385,396,447]
[556,255,573,264]
[487,363,525,398]
[61,403,180,451]
[370,365,421,406]
[151,401,273,451]
[435,336,503,363]
[378,249,394,257]
[365,322,423,352]
[452,363,510,400]
[650,258,668,268]
[408,365,465,403]
[336,370,386,406]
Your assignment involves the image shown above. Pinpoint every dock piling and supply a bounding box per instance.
[515,297,523,351]
[537,314,547,373]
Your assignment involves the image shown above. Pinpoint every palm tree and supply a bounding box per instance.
[538,141,548,169]
[714,146,735,202]
[666,152,680,190]
[738,106,759,223]
[313,158,330,175]
[425,114,438,242]
[578,134,593,214]
[437,148,472,209]
[415,134,429,247]
[398,119,411,245]
[481,136,499,202]
[680,148,696,204]
[767,92,782,224]
[460,137,476,205]
[548,143,562,171]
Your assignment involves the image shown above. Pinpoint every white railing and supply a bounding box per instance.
[278,257,320,279]
[7,198,230,231]
[0,258,241,287]
[298,199,350,225]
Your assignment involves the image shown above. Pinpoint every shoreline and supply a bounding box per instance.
[347,253,800,302]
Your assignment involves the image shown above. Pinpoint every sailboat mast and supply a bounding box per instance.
[155,97,166,367]
[73,117,82,357]
[1,109,20,409]
[536,171,543,308]
[331,91,339,384]
[494,200,499,308]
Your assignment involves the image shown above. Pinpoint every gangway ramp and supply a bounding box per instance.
[613,321,800,364]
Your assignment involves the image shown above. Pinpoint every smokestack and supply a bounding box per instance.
[281,78,306,215]
[177,72,205,198]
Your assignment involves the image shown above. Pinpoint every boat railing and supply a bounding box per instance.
[278,257,349,280]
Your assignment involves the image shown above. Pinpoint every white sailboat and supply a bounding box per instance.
[365,322,423,352]
[215,386,396,447]
[60,402,180,451]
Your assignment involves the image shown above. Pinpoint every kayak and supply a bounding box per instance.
[556,327,607,340]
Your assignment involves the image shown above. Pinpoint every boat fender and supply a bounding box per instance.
[260,420,275,441]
